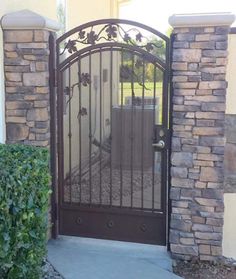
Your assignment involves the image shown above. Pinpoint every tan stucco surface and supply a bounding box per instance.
[226,33,236,115]
[223,193,236,259]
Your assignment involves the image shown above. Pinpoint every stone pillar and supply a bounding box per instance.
[1,10,60,146]
[169,13,235,261]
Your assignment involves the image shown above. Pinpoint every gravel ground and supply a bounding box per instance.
[173,260,236,279]
[42,260,64,279]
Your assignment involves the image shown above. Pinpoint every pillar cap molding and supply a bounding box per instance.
[169,12,235,28]
[1,9,60,31]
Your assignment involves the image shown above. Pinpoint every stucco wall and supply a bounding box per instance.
[226,33,236,114]
[66,0,119,30]
[0,0,58,143]
[223,31,236,260]
[223,194,236,259]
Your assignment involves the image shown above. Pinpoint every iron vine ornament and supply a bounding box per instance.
[60,23,164,61]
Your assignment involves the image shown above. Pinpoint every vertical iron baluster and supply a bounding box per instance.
[99,49,102,205]
[78,59,82,204]
[152,66,157,211]
[141,58,145,209]
[120,48,124,207]
[161,69,169,212]
[131,52,134,208]
[110,48,113,207]
[89,51,92,205]
[59,71,65,205]
[68,66,72,203]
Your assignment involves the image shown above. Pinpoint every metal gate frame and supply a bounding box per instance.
[50,19,172,245]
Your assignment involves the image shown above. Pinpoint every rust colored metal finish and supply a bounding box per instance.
[54,19,170,245]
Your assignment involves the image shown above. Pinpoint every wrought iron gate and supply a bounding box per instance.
[55,19,170,245]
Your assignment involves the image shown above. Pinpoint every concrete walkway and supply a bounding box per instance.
[47,236,182,279]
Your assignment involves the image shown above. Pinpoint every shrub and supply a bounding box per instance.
[0,144,51,279]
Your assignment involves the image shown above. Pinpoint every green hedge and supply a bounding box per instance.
[0,144,51,279]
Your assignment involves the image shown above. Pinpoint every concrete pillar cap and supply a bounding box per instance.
[1,9,60,31]
[169,12,235,28]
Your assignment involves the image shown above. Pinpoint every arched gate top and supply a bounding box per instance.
[56,18,170,70]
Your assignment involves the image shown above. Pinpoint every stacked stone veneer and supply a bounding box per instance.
[170,26,230,261]
[4,29,51,147]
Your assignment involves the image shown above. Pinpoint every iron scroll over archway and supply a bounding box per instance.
[56,19,170,245]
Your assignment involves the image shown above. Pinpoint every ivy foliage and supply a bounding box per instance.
[0,144,51,279]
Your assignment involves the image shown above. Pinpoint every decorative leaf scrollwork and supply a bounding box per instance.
[87,31,98,45]
[106,24,117,39]
[78,107,87,117]
[80,73,91,86]
[66,40,77,53]
[78,30,85,39]
[136,32,142,42]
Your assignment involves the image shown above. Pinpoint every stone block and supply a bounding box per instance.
[23,73,48,86]
[206,218,223,226]
[6,101,32,110]
[192,216,205,224]
[195,34,211,41]
[172,152,193,167]
[5,72,22,82]
[197,153,223,161]
[176,33,195,41]
[181,189,201,199]
[171,244,198,256]
[174,82,198,89]
[171,219,192,232]
[174,89,196,96]
[171,137,181,151]
[195,181,206,188]
[196,112,224,120]
[171,167,188,178]
[170,188,181,200]
[194,160,214,167]
[6,116,26,123]
[5,51,18,58]
[27,108,49,121]
[195,232,222,241]
[172,62,188,70]
[190,41,215,49]
[211,245,222,256]
[6,123,29,140]
[199,244,211,255]
[200,167,224,182]
[173,41,189,48]
[203,50,227,57]
[173,49,201,62]
[169,230,180,244]
[34,30,49,42]
[198,81,227,90]
[201,103,225,112]
[171,178,194,188]
[193,127,223,136]
[17,43,47,49]
[4,30,33,43]
[215,27,230,35]
[196,89,212,95]
[216,41,228,50]
[180,238,195,245]
[192,224,213,232]
[172,76,188,82]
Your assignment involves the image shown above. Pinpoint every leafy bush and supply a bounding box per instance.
[0,144,51,279]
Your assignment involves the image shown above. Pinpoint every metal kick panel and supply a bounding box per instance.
[60,208,166,245]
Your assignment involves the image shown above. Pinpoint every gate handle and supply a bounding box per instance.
[152,140,165,149]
